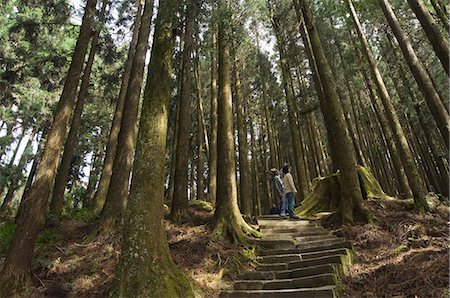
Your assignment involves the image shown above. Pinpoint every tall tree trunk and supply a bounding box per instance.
[194,53,206,201]
[347,0,428,210]
[208,28,218,205]
[170,1,195,221]
[378,0,449,149]
[0,0,97,293]
[249,118,261,216]
[212,0,259,242]
[232,54,252,216]
[166,98,180,205]
[407,0,449,75]
[116,0,193,295]
[297,0,369,224]
[83,147,103,208]
[90,0,143,214]
[50,0,107,218]
[269,4,308,201]
[95,0,155,233]
[253,25,279,170]
[430,0,449,29]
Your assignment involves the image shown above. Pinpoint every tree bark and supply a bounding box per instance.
[232,53,252,216]
[269,4,308,201]
[297,0,370,224]
[378,0,449,149]
[90,0,143,214]
[170,1,195,221]
[50,0,107,218]
[116,0,194,295]
[430,0,449,29]
[208,28,218,205]
[347,0,428,210]
[194,52,206,201]
[0,0,97,294]
[212,0,259,242]
[407,0,449,75]
[96,0,155,233]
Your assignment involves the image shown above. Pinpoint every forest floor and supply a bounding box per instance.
[0,198,448,297]
[321,198,449,297]
[0,204,256,297]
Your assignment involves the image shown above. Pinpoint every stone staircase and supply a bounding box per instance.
[220,216,354,298]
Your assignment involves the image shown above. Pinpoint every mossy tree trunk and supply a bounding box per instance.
[0,0,97,294]
[347,0,428,211]
[378,0,449,150]
[170,1,196,222]
[213,0,259,242]
[297,0,370,224]
[50,0,107,218]
[208,28,218,205]
[115,0,194,296]
[95,0,154,233]
[90,0,142,214]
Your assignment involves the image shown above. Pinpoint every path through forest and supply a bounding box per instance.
[221,215,353,297]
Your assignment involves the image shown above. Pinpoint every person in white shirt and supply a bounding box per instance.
[282,164,299,219]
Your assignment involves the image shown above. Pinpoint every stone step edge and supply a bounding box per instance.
[234,272,336,286]
[256,240,353,256]
[220,284,336,295]
[240,263,339,280]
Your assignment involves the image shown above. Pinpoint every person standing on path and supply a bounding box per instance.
[271,168,288,217]
[282,164,299,219]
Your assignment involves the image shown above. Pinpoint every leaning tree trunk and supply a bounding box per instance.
[212,0,259,243]
[50,0,107,218]
[297,0,370,224]
[429,0,449,29]
[346,0,429,211]
[378,0,449,150]
[94,0,155,234]
[170,0,195,222]
[407,0,449,75]
[194,55,206,202]
[90,0,142,214]
[0,0,97,294]
[115,0,194,295]
[208,28,218,205]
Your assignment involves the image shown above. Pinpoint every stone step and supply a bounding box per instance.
[234,273,336,290]
[255,239,296,250]
[241,264,336,281]
[295,237,347,250]
[258,220,313,229]
[261,228,330,238]
[260,227,322,234]
[220,285,336,298]
[257,254,302,264]
[301,248,351,261]
[257,254,344,272]
[297,240,353,254]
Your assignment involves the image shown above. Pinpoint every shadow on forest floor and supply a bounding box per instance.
[321,199,449,297]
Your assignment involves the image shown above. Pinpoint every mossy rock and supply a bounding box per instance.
[296,166,385,217]
[188,200,214,212]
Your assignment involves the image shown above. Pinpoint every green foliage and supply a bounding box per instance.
[37,229,59,245]
[0,221,16,254]
[61,208,96,224]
